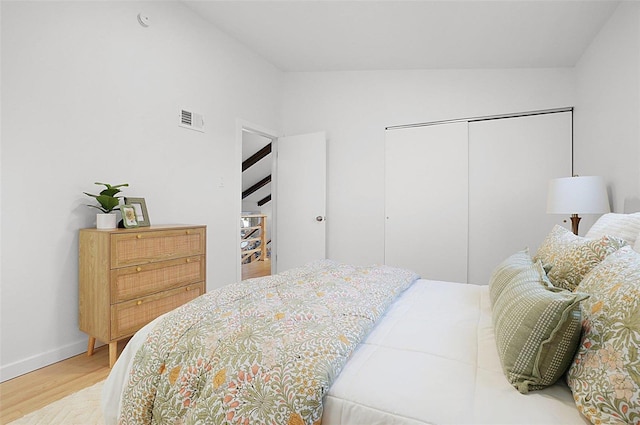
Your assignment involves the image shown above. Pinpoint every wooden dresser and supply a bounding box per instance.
[79,224,206,367]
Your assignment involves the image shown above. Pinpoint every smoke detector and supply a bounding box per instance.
[137,13,150,27]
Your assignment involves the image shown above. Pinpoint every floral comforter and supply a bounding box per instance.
[118,260,418,425]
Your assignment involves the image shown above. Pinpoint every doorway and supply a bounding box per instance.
[241,129,275,280]
[236,122,328,280]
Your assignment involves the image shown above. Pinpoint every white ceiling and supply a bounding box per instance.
[183,0,620,72]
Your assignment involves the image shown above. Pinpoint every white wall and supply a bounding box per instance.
[574,1,640,213]
[282,69,576,265]
[1,1,282,381]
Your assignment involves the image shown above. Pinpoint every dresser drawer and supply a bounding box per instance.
[110,282,203,340]
[110,256,205,303]
[111,227,205,268]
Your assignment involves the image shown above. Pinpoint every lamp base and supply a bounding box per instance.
[570,214,581,236]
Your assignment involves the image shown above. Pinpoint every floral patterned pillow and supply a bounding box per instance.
[567,246,640,425]
[534,225,585,271]
[546,235,626,291]
[534,225,626,291]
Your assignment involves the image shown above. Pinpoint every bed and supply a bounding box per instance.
[102,212,640,425]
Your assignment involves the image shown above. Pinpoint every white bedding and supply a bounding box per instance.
[103,279,588,424]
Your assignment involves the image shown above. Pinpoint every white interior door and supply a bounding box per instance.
[384,122,469,282]
[468,112,572,285]
[274,132,327,273]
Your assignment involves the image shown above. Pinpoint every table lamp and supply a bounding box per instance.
[546,176,610,235]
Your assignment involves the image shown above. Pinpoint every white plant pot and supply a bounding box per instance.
[96,213,117,229]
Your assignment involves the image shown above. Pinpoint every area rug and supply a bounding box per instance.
[9,380,105,425]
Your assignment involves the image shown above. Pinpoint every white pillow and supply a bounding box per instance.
[585,212,640,246]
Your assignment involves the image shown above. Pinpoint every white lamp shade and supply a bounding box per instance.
[547,176,610,214]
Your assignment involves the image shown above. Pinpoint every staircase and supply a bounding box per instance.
[241,133,273,279]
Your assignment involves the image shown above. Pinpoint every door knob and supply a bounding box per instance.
[316,216,324,222]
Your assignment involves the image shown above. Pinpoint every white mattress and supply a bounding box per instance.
[103,279,588,425]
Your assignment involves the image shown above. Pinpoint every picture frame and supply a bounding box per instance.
[124,197,150,227]
[121,204,139,228]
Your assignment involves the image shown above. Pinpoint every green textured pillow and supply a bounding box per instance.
[568,246,640,425]
[488,249,536,306]
[534,225,626,290]
[492,260,588,394]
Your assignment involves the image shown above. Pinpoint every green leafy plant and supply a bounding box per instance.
[84,182,129,213]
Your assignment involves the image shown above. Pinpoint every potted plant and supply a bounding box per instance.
[84,182,129,229]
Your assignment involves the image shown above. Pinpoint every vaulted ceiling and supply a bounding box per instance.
[208,1,620,210]
[183,0,619,72]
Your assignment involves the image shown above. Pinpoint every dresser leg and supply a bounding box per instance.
[109,341,118,368]
[87,336,96,356]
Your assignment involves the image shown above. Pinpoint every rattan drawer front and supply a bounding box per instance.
[110,256,205,303]
[111,227,205,268]
[111,283,203,339]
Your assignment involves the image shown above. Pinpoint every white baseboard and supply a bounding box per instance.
[0,339,95,382]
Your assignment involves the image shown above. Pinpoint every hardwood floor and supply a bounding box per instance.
[0,342,122,424]
[241,258,271,280]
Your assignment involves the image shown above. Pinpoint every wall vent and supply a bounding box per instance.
[179,108,205,133]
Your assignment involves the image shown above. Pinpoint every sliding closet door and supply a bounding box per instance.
[385,122,468,282]
[467,112,572,285]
